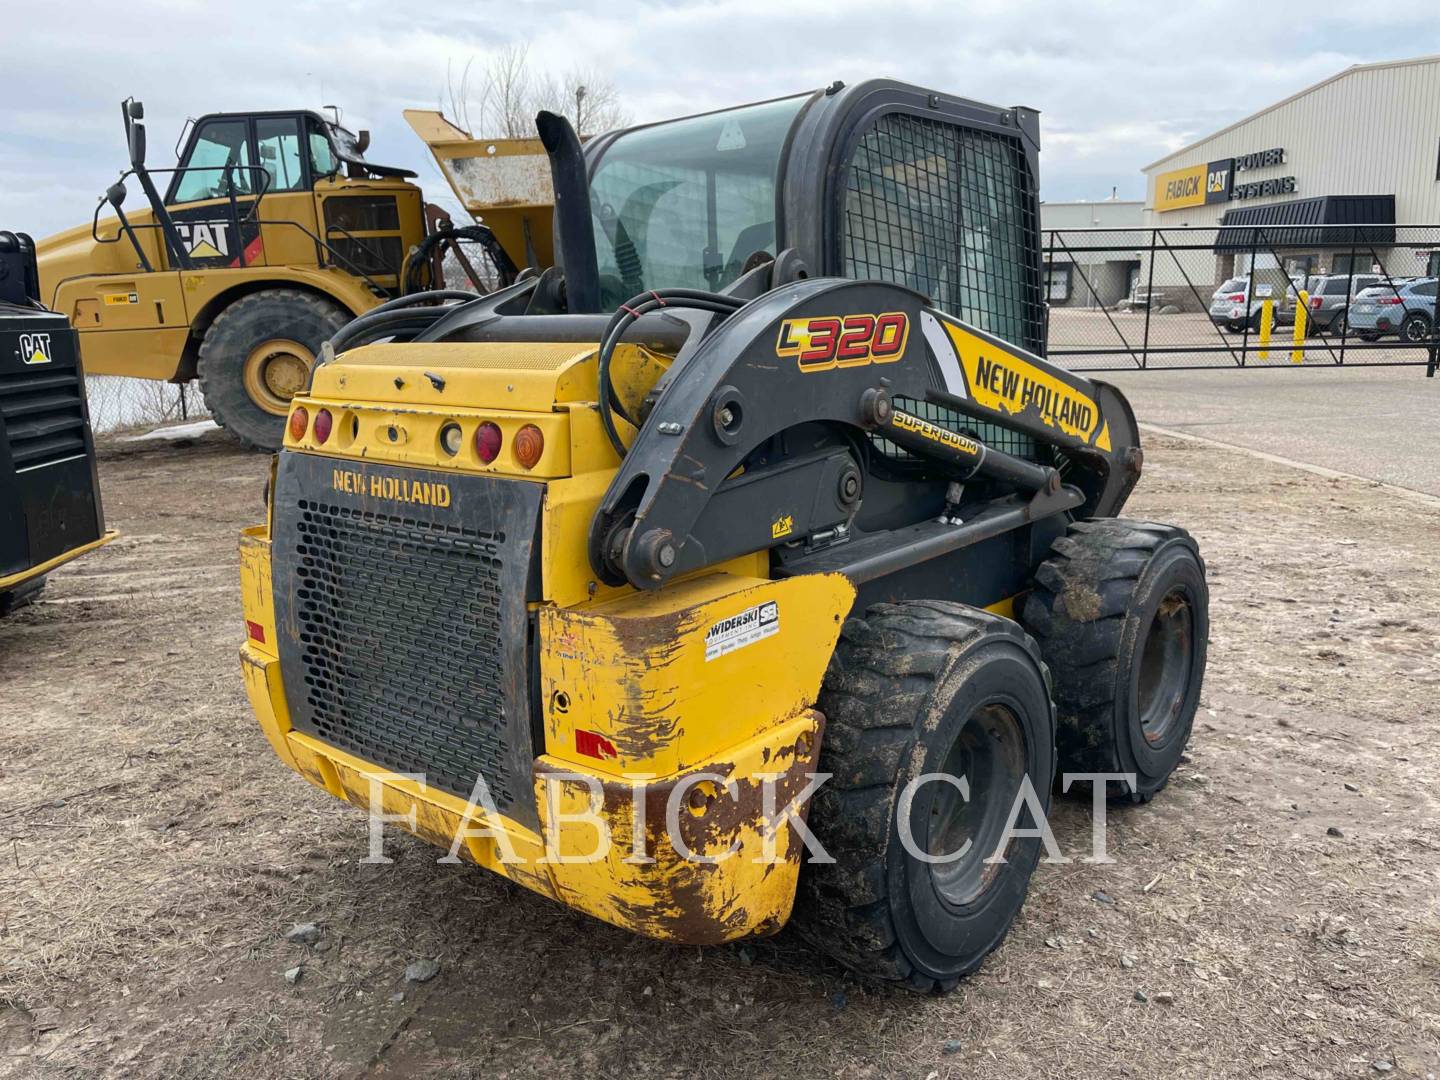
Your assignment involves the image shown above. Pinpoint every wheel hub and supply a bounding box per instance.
[1137,589,1194,745]
[243,339,315,416]
[927,702,1027,908]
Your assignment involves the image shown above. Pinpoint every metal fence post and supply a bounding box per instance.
[1340,233,1356,366]
[1241,227,1257,366]
[1141,228,1156,370]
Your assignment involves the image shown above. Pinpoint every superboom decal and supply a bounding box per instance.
[777,312,909,372]
[891,409,984,459]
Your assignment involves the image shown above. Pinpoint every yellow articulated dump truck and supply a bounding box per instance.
[36,100,431,450]
[240,82,1211,991]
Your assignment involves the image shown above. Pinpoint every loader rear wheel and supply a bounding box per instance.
[198,289,350,451]
[794,602,1056,993]
[1021,519,1208,803]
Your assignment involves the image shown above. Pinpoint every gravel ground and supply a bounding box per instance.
[1,429,1437,1079]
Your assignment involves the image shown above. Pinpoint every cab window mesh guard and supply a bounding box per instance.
[841,112,1044,356]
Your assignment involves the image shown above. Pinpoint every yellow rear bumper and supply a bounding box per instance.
[239,524,847,944]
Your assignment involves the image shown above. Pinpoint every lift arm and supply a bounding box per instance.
[589,277,1142,591]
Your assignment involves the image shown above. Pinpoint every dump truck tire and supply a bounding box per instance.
[795,601,1056,993]
[198,289,350,451]
[1021,519,1208,803]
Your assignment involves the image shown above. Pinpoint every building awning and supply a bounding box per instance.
[1214,195,1395,251]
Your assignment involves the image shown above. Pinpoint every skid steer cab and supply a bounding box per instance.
[36,99,433,450]
[240,81,1211,992]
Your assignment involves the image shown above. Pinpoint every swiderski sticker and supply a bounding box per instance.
[704,601,779,661]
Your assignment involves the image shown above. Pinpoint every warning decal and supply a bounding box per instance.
[704,601,779,661]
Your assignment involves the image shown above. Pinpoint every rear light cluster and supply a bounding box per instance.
[1377,297,1403,306]
[286,409,546,470]
[1310,296,1323,309]
[1227,293,1245,302]
[468,421,544,469]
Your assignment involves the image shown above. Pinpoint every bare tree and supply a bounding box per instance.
[444,44,628,140]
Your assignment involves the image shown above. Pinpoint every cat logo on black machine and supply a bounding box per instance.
[19,332,52,366]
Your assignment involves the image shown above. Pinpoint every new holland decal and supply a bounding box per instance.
[920,311,1111,451]
[332,468,452,507]
[777,312,909,372]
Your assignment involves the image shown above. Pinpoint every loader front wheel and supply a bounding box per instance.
[198,289,350,451]
[1021,519,1208,803]
[794,602,1056,993]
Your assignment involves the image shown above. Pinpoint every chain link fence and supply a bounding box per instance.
[85,376,209,435]
[1042,224,1440,374]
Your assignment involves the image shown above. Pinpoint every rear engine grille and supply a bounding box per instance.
[0,368,87,470]
[290,498,518,805]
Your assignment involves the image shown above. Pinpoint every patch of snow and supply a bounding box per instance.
[120,419,221,443]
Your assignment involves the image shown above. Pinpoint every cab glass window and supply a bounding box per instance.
[256,117,306,193]
[172,120,252,203]
[309,120,338,178]
[588,95,808,306]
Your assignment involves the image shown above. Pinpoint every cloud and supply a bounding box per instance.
[0,0,1397,238]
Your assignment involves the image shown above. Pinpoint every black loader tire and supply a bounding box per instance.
[0,577,45,616]
[794,601,1057,993]
[198,289,350,451]
[1021,519,1208,803]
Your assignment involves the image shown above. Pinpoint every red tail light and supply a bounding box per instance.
[475,422,503,464]
[1310,296,1322,309]
[288,407,308,441]
[313,408,333,444]
[1378,297,1402,305]
[1227,293,1245,302]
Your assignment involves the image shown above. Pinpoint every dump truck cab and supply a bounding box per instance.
[241,81,1208,990]
[36,100,426,450]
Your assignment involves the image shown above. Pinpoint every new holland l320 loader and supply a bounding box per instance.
[240,81,1210,991]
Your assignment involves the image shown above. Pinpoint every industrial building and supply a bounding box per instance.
[1039,198,1144,307]
[1139,55,1440,307]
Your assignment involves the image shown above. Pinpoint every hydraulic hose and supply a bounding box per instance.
[328,290,480,355]
[596,288,746,459]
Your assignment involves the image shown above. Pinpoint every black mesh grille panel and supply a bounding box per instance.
[288,497,519,806]
[842,112,1044,355]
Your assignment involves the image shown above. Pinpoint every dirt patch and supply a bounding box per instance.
[1,430,1437,1078]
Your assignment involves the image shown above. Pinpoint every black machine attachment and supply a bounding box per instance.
[0,231,109,591]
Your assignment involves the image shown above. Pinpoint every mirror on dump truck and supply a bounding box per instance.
[242,80,1211,993]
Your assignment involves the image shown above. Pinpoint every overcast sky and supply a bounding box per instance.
[0,1,1417,239]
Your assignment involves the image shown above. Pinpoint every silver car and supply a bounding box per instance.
[1346,278,1437,341]
[1208,275,1303,332]
[1291,273,1383,334]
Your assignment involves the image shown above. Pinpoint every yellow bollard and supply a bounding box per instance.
[1291,290,1309,363]
[1258,298,1273,360]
